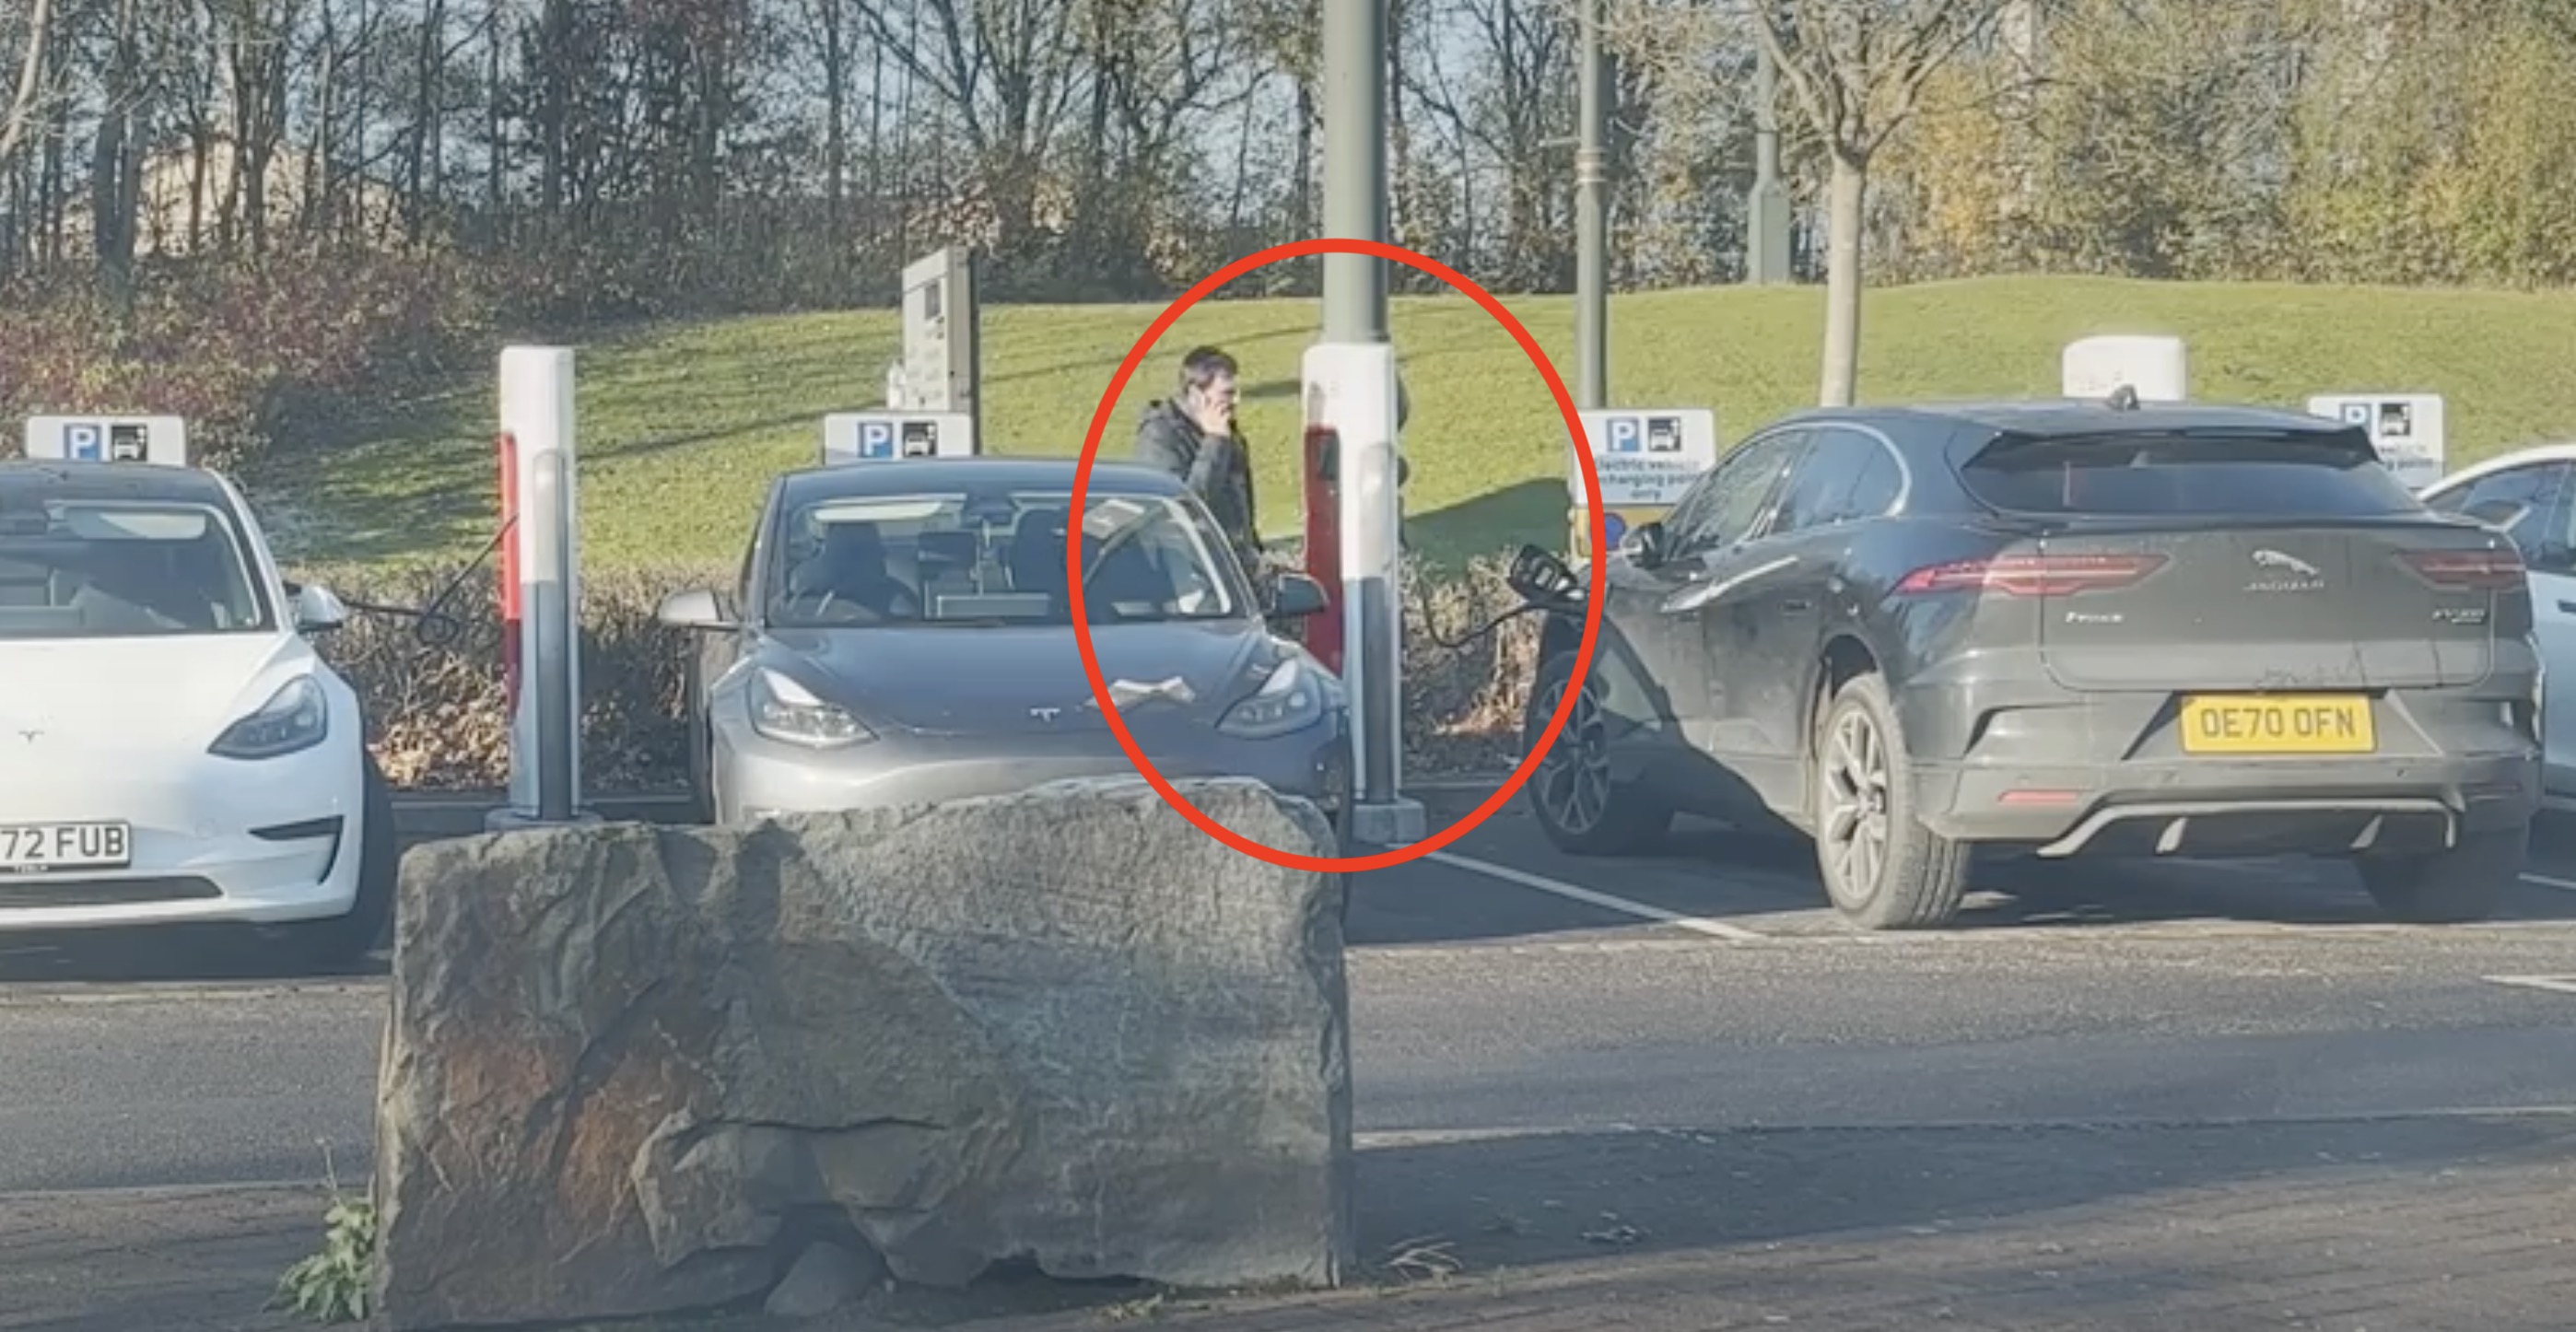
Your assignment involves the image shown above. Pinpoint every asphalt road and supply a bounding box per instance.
[6,803,2576,1194]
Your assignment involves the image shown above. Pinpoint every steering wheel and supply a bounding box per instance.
[779,590,873,624]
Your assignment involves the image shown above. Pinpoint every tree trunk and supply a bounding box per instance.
[1819,149,1868,407]
[0,0,53,167]
[821,0,847,270]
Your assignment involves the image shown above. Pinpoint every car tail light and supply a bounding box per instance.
[2399,546,2525,590]
[1892,553,2167,597]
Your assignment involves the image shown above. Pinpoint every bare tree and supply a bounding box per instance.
[0,0,53,168]
[1744,0,2013,404]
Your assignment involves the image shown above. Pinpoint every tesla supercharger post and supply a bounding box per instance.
[1304,340,1424,847]
[486,345,596,831]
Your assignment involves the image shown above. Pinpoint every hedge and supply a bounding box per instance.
[302,555,1548,793]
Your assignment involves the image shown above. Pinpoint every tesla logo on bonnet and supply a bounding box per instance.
[1028,707,1062,723]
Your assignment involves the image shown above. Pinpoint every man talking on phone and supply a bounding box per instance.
[1132,345,1263,575]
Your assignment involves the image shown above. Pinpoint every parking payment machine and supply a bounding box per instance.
[821,411,978,465]
[1568,409,1717,559]
[22,415,191,467]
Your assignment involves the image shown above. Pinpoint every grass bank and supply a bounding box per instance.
[254,275,2576,578]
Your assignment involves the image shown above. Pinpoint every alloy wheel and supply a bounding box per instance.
[1820,705,1892,903]
[1532,671,1613,835]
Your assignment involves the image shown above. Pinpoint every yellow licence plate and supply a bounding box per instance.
[2178,695,2376,755]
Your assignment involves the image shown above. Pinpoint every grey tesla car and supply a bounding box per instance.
[657,456,1352,837]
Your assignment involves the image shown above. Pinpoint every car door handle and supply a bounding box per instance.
[2558,600,2576,614]
[1780,598,1814,613]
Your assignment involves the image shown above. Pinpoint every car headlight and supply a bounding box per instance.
[208,675,329,760]
[1219,658,1328,739]
[748,668,872,748]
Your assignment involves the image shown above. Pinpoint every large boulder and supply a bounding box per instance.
[372,777,1354,1331]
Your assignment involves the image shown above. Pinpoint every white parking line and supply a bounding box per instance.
[1424,851,1772,942]
[2486,975,2576,996]
[2519,872,2576,894]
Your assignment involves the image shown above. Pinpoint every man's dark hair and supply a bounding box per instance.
[1178,345,1236,391]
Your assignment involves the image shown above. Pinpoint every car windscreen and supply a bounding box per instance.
[0,499,271,639]
[1956,429,2425,517]
[766,488,1247,628]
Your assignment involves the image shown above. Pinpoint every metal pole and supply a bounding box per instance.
[1320,0,1388,343]
[1575,0,1609,410]
[1746,41,1793,285]
[1317,0,1422,847]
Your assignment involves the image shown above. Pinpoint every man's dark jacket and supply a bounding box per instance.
[1133,400,1259,559]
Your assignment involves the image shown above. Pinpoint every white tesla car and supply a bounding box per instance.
[0,458,394,966]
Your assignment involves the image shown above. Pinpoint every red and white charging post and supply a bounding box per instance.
[486,345,596,831]
[1302,340,1423,847]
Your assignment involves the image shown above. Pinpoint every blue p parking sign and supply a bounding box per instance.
[65,423,102,461]
[1607,417,1642,453]
[860,421,895,459]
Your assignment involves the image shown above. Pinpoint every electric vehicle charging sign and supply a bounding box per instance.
[822,411,976,465]
[2306,392,2445,491]
[23,415,191,467]
[1567,409,1718,508]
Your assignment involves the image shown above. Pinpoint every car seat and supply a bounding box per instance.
[1086,536,1172,616]
[1006,508,1071,606]
[784,523,920,620]
[913,529,983,606]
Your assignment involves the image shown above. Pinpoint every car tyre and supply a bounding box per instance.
[683,657,716,825]
[267,753,399,971]
[1522,648,1671,855]
[1810,672,1969,930]
[2356,822,2524,924]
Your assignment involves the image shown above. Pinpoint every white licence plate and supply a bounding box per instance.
[0,822,133,875]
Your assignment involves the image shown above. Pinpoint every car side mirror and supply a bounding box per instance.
[656,588,737,632]
[1267,572,1330,618]
[1619,520,1670,569]
[292,582,348,634]
[2462,498,2531,533]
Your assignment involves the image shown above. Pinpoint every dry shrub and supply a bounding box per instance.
[0,252,495,473]
[303,557,1540,792]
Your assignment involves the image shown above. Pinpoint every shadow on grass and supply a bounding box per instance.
[243,383,497,567]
